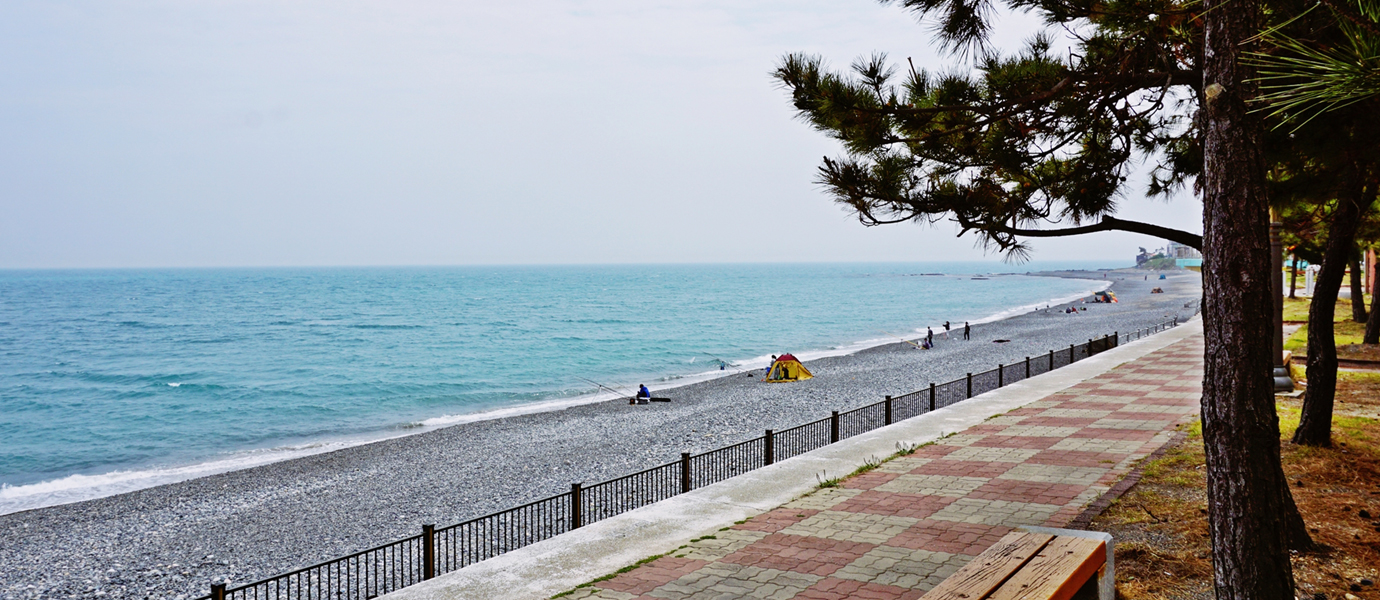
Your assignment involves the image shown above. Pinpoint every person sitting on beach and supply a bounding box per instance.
[637,384,650,400]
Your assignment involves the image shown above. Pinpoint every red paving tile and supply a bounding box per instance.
[594,556,710,595]
[963,423,1009,435]
[832,491,957,519]
[1024,449,1128,468]
[885,520,1014,555]
[842,471,903,490]
[732,508,821,533]
[967,478,1089,505]
[909,444,961,459]
[968,435,1062,450]
[795,577,926,600]
[721,533,876,577]
[909,459,1015,478]
[1068,428,1159,441]
[1015,416,1100,428]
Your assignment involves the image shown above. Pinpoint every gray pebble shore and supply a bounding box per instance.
[0,269,1201,600]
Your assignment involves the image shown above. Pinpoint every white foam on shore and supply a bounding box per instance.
[0,440,359,516]
[1,274,1114,516]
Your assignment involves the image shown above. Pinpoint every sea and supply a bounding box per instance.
[0,261,1120,514]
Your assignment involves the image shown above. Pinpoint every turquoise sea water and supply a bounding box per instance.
[0,262,1118,512]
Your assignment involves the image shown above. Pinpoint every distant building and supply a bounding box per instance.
[1166,242,1202,260]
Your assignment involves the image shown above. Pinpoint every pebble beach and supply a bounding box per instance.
[0,269,1202,600]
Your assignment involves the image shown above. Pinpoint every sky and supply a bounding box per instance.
[0,1,1202,269]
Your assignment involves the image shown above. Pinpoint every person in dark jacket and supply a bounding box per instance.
[963,322,971,340]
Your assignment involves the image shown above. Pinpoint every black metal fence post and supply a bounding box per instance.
[884,396,893,425]
[422,524,436,580]
[1113,332,1119,347]
[1069,344,1075,363]
[1049,349,1054,370]
[998,365,1004,387]
[680,452,692,493]
[1025,356,1031,378]
[830,411,840,443]
[210,583,226,600]
[966,373,973,398]
[764,430,774,466]
[570,484,583,529]
[929,383,936,411]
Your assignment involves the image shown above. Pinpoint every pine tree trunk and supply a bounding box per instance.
[1366,256,1380,344]
[1290,255,1299,298]
[1200,0,1307,593]
[1295,194,1366,446]
[1351,255,1367,322]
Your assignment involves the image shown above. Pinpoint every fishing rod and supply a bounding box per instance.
[574,375,636,399]
[877,328,926,350]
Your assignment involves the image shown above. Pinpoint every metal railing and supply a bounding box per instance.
[200,312,1195,600]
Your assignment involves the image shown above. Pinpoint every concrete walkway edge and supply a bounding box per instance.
[388,318,1203,600]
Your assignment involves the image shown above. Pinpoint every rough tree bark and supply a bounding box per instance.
[1351,254,1368,322]
[1295,193,1366,446]
[1200,0,1310,593]
[1290,255,1300,298]
[1367,253,1380,343]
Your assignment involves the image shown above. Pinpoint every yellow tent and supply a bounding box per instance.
[764,353,813,382]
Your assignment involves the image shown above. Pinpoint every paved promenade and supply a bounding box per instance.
[560,334,1204,600]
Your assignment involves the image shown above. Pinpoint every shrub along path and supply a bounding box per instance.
[557,334,1205,600]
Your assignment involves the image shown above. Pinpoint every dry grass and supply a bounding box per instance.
[1091,383,1380,599]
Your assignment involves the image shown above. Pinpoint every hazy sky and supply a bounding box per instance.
[0,1,1202,269]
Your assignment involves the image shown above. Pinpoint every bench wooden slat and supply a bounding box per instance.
[988,536,1105,600]
[920,532,1054,600]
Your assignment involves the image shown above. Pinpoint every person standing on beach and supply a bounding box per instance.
[963,322,970,340]
[943,321,951,338]
[926,327,934,346]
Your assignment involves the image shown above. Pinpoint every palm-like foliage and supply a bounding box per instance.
[1249,0,1380,128]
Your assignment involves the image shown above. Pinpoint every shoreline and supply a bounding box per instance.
[0,268,1199,600]
[0,272,1111,516]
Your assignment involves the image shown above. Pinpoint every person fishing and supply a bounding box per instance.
[943,321,951,338]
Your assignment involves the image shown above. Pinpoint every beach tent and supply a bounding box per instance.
[1093,291,1118,303]
[765,353,813,382]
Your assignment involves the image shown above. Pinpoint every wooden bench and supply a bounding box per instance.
[921,527,1113,600]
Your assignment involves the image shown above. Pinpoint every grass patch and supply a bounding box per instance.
[1284,295,1370,323]
[1091,376,1380,599]
[1286,320,1369,354]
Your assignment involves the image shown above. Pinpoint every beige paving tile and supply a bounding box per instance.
[994,425,1084,438]
[674,529,769,562]
[873,474,991,497]
[650,563,821,600]
[876,457,931,474]
[1048,437,1147,454]
[927,497,1062,527]
[782,487,864,511]
[941,446,1041,463]
[1038,408,1114,418]
[1090,418,1178,431]
[779,510,920,545]
[831,546,968,590]
[998,463,1109,486]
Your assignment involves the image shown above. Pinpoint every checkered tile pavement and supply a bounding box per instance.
[562,335,1204,600]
